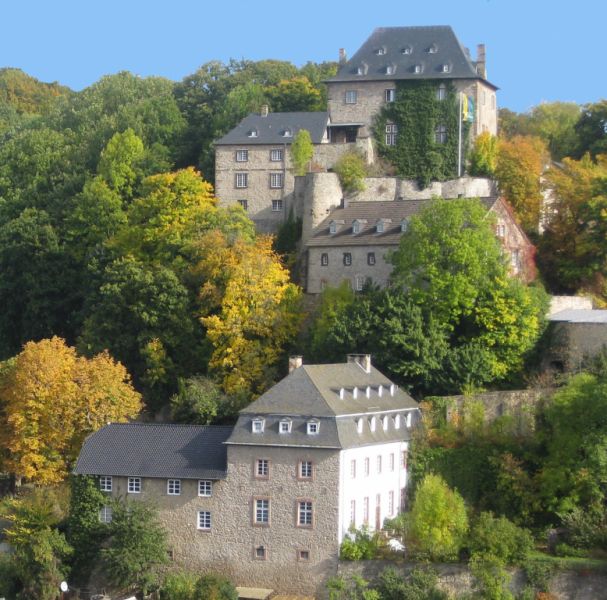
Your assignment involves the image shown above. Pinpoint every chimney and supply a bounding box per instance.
[289,356,303,373]
[476,44,487,79]
[347,354,371,374]
[339,48,347,64]
[260,104,269,117]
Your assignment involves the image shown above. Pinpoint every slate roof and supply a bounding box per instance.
[74,423,232,480]
[215,112,329,146]
[226,362,419,449]
[306,198,498,247]
[549,309,607,324]
[329,26,495,86]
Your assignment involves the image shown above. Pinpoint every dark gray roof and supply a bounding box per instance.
[74,423,232,480]
[306,198,497,247]
[215,112,329,146]
[226,362,419,449]
[549,309,607,324]
[329,26,495,87]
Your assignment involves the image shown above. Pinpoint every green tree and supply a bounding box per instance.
[407,474,469,561]
[333,151,367,193]
[376,567,449,600]
[193,573,239,600]
[102,500,168,595]
[468,131,498,176]
[170,376,228,424]
[574,100,607,159]
[0,67,70,114]
[266,76,324,113]
[526,101,580,160]
[290,128,314,176]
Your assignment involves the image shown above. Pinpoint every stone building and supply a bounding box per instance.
[74,355,419,597]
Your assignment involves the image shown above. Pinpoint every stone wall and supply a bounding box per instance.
[337,560,607,600]
[549,296,594,315]
[545,321,607,372]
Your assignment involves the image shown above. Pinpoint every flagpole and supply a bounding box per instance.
[458,92,463,178]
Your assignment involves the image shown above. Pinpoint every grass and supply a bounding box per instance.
[527,550,607,573]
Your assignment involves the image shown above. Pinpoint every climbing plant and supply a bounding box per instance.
[374,80,467,187]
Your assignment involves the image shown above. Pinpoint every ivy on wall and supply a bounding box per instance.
[374,80,468,188]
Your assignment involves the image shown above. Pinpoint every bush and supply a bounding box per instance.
[333,151,367,193]
[376,567,449,600]
[193,573,238,600]
[0,553,19,599]
[469,553,514,600]
[524,559,556,594]
[160,572,198,600]
[339,526,381,560]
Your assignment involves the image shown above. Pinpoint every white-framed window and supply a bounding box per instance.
[248,128,258,138]
[364,457,370,476]
[235,172,248,188]
[270,172,284,189]
[299,461,313,479]
[382,415,389,431]
[307,421,319,435]
[385,88,395,102]
[406,412,413,428]
[363,497,369,524]
[437,84,447,101]
[197,510,211,530]
[236,149,248,162]
[385,122,397,146]
[345,90,358,104]
[279,419,292,434]
[272,199,283,212]
[352,220,360,234]
[128,477,141,494]
[389,453,395,471]
[255,545,267,560]
[167,479,181,495]
[350,500,356,525]
[428,44,438,54]
[99,506,113,524]
[321,253,329,266]
[355,275,364,291]
[377,455,382,474]
[356,418,364,434]
[376,47,386,55]
[256,458,269,478]
[402,45,412,55]
[100,476,112,492]
[350,459,356,478]
[367,252,376,266]
[401,219,409,233]
[414,64,422,74]
[394,414,401,429]
[254,498,270,524]
[198,480,212,497]
[435,124,447,144]
[343,252,352,266]
[238,199,248,211]
[282,128,292,138]
[376,220,384,233]
[252,418,265,433]
[298,501,313,527]
[388,490,395,516]
[442,64,450,73]
[270,148,283,161]
[386,65,394,75]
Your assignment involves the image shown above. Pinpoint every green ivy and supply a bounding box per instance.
[374,80,468,187]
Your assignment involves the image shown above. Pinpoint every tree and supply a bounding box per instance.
[0,337,141,484]
[170,376,229,424]
[468,131,498,176]
[290,128,314,176]
[574,100,607,159]
[526,101,580,160]
[266,76,324,113]
[333,151,367,193]
[495,135,547,232]
[102,500,168,595]
[407,474,468,561]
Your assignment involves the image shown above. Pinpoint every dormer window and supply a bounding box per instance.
[352,221,360,234]
[406,412,413,428]
[394,414,401,429]
[356,418,364,434]
[441,64,450,73]
[428,44,438,54]
[401,45,413,55]
[339,387,345,400]
[376,220,384,233]
[378,384,383,397]
[307,420,320,435]
[390,383,396,396]
[282,128,292,138]
[279,419,292,434]
[385,65,395,75]
[248,128,258,138]
[382,416,389,431]
[369,417,376,432]
[329,221,337,234]
[400,219,410,233]
[252,418,265,433]
[352,386,358,399]
[366,385,371,398]
[357,66,364,75]
[375,47,386,55]
[414,64,422,74]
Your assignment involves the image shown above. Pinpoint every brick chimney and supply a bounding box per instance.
[347,354,371,374]
[339,48,347,64]
[260,104,269,117]
[476,44,487,78]
[289,356,303,373]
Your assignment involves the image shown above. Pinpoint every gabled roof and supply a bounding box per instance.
[215,112,329,146]
[329,26,495,87]
[306,197,498,247]
[74,423,233,480]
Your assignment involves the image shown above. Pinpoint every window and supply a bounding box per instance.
[437,84,447,101]
[235,172,248,188]
[388,491,395,515]
[402,46,412,55]
[491,94,496,109]
[352,221,360,234]
[298,549,310,561]
[414,64,422,74]
[356,418,364,434]
[389,453,395,471]
[386,65,394,75]
[282,128,292,138]
[252,418,265,433]
[442,64,450,73]
[376,47,386,55]
[401,219,409,233]
[256,458,269,478]
[364,457,370,476]
[100,476,112,492]
[272,199,283,212]
[385,88,395,102]
[237,199,248,211]
[307,421,319,435]
[167,479,181,496]
[482,91,487,106]
[428,44,438,54]
[356,66,364,76]
[369,416,376,432]
[496,223,506,237]
[406,412,413,428]
[270,148,283,161]
[321,253,329,266]
[363,497,369,524]
[298,500,313,527]
[435,124,447,144]
[99,506,113,523]
[236,149,248,162]
[128,477,141,493]
[255,545,267,560]
[254,499,270,524]
[197,510,211,530]
[345,90,358,104]
[279,419,292,434]
[329,222,337,234]
[510,249,521,273]
[385,122,397,146]
[367,252,376,266]
[270,172,284,189]
[401,450,408,470]
[198,480,212,497]
[350,459,356,478]
[247,128,258,138]
[350,500,356,525]
[377,456,382,474]
[394,414,401,429]
[299,460,313,479]
[355,275,364,291]
[343,252,352,266]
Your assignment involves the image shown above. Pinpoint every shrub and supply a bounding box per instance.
[339,526,381,560]
[524,559,557,594]
[470,553,514,600]
[291,129,314,176]
[193,573,238,600]
[333,151,367,193]
[160,572,198,600]
[376,567,449,600]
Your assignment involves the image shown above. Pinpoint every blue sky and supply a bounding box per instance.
[2,0,604,112]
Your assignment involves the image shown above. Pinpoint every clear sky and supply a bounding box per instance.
[1,0,604,113]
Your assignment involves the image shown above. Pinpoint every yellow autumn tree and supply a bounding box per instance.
[198,233,302,399]
[0,337,141,484]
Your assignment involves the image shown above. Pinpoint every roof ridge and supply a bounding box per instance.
[104,422,234,430]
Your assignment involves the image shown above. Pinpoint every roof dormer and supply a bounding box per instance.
[329,219,345,235]
[355,62,368,76]
[385,64,396,75]
[248,128,258,138]
[252,417,265,433]
[400,218,410,233]
[282,127,293,138]
[279,418,292,434]
[375,46,387,56]
[352,219,367,234]
[401,45,413,55]
[376,218,392,233]
[427,43,438,54]
[307,419,320,435]
[413,64,423,74]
